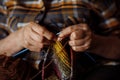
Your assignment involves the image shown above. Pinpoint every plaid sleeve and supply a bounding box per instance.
[0,1,7,26]
[4,0,45,32]
[0,1,9,39]
[88,0,120,36]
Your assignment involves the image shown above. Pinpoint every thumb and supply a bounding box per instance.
[57,27,73,41]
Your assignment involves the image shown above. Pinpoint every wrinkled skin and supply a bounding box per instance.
[0,21,120,59]
[21,22,91,52]
[58,23,91,52]
[0,22,91,56]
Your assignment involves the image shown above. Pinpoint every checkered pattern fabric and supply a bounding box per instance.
[0,0,119,80]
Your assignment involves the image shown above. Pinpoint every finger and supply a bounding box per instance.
[25,41,50,52]
[69,36,91,46]
[27,45,42,52]
[30,22,56,41]
[23,32,50,49]
[72,40,91,52]
[77,23,92,38]
[30,37,50,47]
[29,28,44,43]
[58,24,89,41]
[23,36,42,49]
[24,24,51,45]
[77,23,90,31]
[58,26,76,41]
[70,30,85,40]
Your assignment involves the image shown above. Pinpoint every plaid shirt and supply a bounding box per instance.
[0,0,120,80]
[0,0,119,34]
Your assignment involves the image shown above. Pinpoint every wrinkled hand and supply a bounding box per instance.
[58,24,91,52]
[19,22,56,52]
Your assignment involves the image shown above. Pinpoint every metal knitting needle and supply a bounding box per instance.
[12,33,61,58]
[12,20,40,58]
[12,48,29,58]
[67,16,96,63]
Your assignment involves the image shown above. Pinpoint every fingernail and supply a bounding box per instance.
[83,26,88,31]
[57,37,62,41]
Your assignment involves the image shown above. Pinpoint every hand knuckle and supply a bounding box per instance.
[69,26,74,32]
[72,46,77,51]
[40,36,44,42]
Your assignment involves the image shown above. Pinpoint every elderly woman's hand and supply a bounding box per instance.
[20,22,56,52]
[58,23,91,52]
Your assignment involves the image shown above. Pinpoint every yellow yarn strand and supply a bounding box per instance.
[53,41,71,79]
[53,41,71,68]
